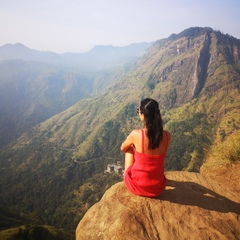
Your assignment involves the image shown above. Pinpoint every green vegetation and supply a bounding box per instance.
[0,27,240,239]
[220,133,240,162]
[0,60,93,148]
[0,224,70,240]
[165,111,213,171]
[203,131,240,172]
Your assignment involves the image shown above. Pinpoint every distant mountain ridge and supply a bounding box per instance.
[0,42,152,71]
[0,27,239,239]
[0,43,60,64]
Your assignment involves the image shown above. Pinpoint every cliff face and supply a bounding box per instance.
[76,171,240,240]
[135,27,240,109]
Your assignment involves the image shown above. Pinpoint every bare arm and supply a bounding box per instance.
[120,131,135,152]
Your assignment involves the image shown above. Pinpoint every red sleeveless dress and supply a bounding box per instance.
[124,130,168,197]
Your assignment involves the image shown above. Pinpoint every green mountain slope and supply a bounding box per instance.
[0,60,93,148]
[0,27,240,238]
[0,43,150,149]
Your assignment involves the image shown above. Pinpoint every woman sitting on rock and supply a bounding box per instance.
[121,98,171,197]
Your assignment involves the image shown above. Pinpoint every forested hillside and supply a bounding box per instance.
[0,27,240,239]
[0,60,92,147]
[0,43,150,148]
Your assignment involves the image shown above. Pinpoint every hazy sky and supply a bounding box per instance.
[1,0,239,53]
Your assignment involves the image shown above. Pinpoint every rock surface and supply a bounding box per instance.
[201,161,240,193]
[76,171,240,240]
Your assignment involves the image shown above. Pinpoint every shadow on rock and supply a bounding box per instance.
[159,179,240,214]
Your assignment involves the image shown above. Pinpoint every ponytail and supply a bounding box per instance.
[140,98,163,149]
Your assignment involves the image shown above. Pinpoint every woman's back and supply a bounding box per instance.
[132,129,170,156]
[124,129,170,197]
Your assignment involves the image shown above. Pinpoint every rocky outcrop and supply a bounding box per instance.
[76,171,240,240]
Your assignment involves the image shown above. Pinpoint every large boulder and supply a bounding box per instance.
[76,171,240,240]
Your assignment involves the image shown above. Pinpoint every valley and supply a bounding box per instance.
[0,27,240,239]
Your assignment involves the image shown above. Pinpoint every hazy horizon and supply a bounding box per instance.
[1,0,240,54]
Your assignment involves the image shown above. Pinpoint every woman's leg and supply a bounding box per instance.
[124,147,135,171]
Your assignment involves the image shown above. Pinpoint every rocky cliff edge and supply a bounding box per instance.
[76,171,240,240]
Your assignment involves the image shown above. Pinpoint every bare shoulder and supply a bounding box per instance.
[127,129,141,140]
[132,129,142,133]
[131,129,142,137]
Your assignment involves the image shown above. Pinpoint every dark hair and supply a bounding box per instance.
[140,98,163,150]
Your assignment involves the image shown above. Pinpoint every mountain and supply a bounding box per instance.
[0,42,152,71]
[0,27,240,239]
[0,43,61,64]
[0,42,150,148]
[0,60,93,147]
[62,43,152,71]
